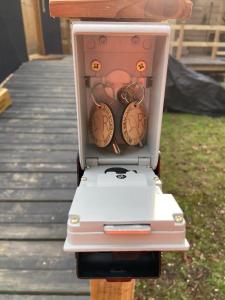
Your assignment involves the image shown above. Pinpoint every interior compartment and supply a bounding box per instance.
[72,22,170,170]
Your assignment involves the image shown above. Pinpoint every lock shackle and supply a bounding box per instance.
[122,82,145,105]
[90,82,114,108]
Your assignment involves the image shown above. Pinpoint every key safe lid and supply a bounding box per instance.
[72,22,170,170]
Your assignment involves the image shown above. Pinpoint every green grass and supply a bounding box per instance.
[135,113,225,300]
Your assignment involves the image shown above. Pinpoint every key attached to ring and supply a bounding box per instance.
[118,82,147,146]
[89,82,120,154]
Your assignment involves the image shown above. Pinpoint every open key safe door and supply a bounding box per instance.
[49,0,193,282]
[60,21,190,279]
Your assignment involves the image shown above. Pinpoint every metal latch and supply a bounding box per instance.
[104,224,151,235]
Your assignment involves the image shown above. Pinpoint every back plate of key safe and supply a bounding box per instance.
[76,251,161,279]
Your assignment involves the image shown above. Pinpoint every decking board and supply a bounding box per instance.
[0,57,89,298]
[0,189,75,201]
[0,270,89,294]
[0,163,76,172]
[0,224,66,240]
[0,296,89,300]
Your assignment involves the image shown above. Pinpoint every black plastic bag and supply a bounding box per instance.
[165,55,225,116]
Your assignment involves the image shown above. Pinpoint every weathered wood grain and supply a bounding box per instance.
[49,0,192,20]
[0,119,76,128]
[0,58,88,298]
[0,296,89,300]
[0,294,90,300]
[1,111,76,120]
[0,189,75,201]
[0,133,76,145]
[91,280,135,300]
[4,102,75,108]
[5,97,75,104]
[3,106,76,114]
[0,173,77,189]
[0,270,89,294]
[0,145,76,151]
[0,224,66,240]
[0,241,73,270]
[0,127,76,134]
[0,163,76,172]
[0,202,70,223]
[0,150,76,162]
[8,90,74,98]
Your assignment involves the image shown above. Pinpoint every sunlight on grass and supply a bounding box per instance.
[135,113,225,300]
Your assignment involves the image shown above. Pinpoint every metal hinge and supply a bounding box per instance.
[86,157,98,167]
[138,157,151,167]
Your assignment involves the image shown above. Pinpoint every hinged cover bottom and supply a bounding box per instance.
[64,166,189,252]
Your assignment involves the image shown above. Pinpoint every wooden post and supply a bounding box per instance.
[212,0,225,59]
[90,280,135,300]
[169,20,176,55]
[211,29,220,60]
[176,23,185,60]
[60,18,72,54]
[21,0,45,55]
[33,0,45,55]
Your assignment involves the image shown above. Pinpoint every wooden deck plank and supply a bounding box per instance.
[8,91,74,98]
[0,224,66,240]
[0,119,76,128]
[0,163,76,172]
[6,102,75,108]
[0,57,90,297]
[0,270,89,294]
[0,151,76,163]
[0,189,75,201]
[0,104,76,110]
[6,83,74,90]
[2,106,76,115]
[0,241,73,270]
[181,55,225,73]
[7,74,74,80]
[0,296,89,300]
[0,127,76,134]
[6,82,74,89]
[4,97,75,104]
[0,133,76,144]
[1,112,76,120]
[0,145,76,151]
[0,202,70,223]
[0,224,65,240]
[0,173,77,189]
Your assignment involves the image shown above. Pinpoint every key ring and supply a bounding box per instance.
[90,82,114,108]
[122,82,145,105]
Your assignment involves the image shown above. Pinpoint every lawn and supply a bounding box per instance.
[135,113,225,300]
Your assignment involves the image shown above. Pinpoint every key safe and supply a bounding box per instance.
[64,22,189,279]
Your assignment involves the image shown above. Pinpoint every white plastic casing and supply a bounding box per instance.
[66,22,189,253]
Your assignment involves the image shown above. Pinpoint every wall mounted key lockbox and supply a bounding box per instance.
[65,21,189,279]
